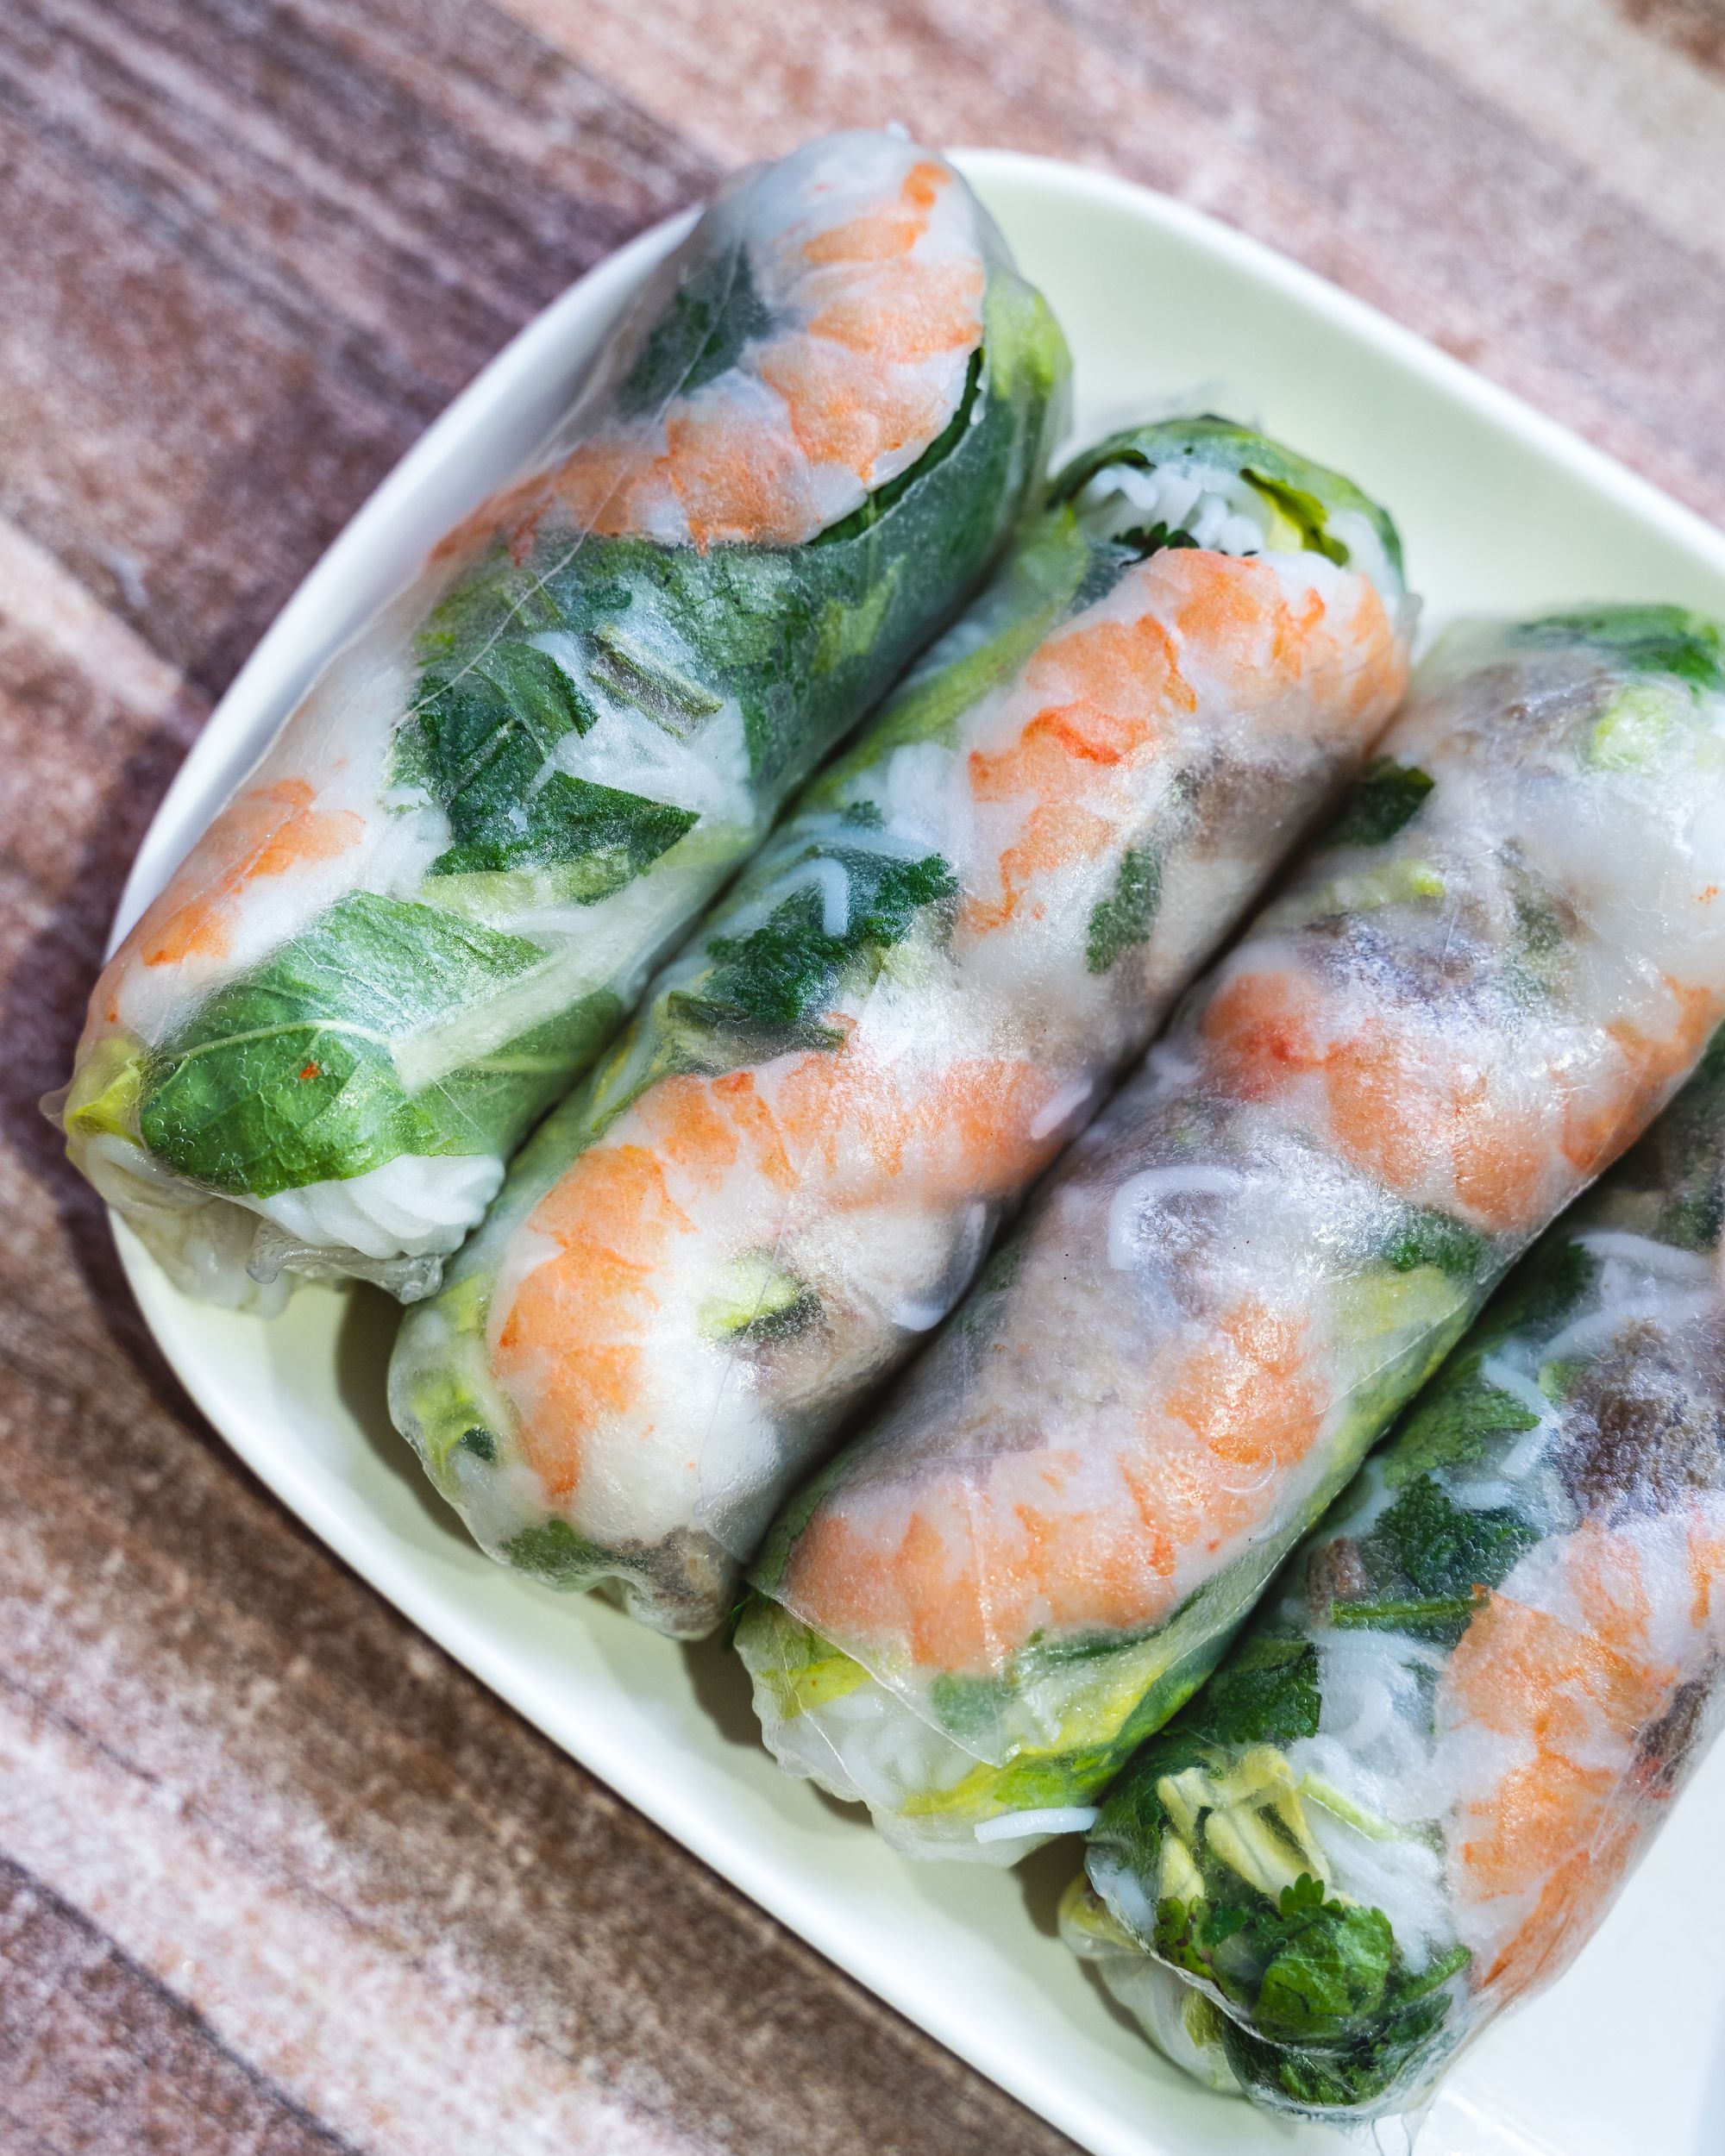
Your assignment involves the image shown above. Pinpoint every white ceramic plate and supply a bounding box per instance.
[110,154,1725,2156]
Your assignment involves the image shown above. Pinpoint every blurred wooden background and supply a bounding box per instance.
[4,3,1725,2151]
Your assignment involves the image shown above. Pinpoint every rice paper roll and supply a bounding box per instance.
[388,419,1412,1636]
[54,129,1066,1310]
[1070,1024,1725,2122]
[737,607,1725,1858]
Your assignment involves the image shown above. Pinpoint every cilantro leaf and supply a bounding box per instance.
[1112,522,1201,560]
[1254,1891,1395,2042]
[1156,1874,1396,2046]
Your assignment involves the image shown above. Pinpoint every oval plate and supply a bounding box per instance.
[111,153,1725,2156]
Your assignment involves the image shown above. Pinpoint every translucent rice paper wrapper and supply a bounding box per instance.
[737,607,1725,1858]
[1078,1020,1725,2128]
[388,418,1412,1634]
[55,128,1067,1310]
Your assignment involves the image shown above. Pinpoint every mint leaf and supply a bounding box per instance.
[1085,846,1162,975]
[669,847,956,1051]
[1381,1203,1490,1282]
[1492,1233,1599,1335]
[1383,1357,1541,1486]
[1338,1475,1536,1643]
[430,771,698,890]
[1186,1630,1320,1747]
[1323,759,1435,850]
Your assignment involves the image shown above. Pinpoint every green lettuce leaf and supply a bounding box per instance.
[138,893,618,1197]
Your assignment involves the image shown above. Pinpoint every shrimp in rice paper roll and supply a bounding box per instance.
[55,129,1065,1309]
[389,419,1412,1633]
[1069,1022,1725,2122]
[738,608,1725,1858]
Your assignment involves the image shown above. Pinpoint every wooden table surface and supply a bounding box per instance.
[6,3,1725,2150]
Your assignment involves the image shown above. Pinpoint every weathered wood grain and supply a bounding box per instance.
[0,1859,351,2156]
[3,3,1723,2152]
[0,0,709,696]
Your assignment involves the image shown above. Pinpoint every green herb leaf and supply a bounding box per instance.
[812,348,983,550]
[405,642,599,850]
[1379,1204,1491,1283]
[137,894,618,1198]
[1383,1358,1541,1486]
[617,240,775,414]
[1491,1233,1600,1336]
[430,771,699,890]
[1086,846,1162,975]
[1336,1475,1537,1642]
[929,1670,1016,1751]
[1113,522,1202,560]
[1242,468,1350,567]
[1331,1592,1480,1633]
[668,848,956,1051]
[1254,1892,1395,2043]
[502,1514,612,1585]
[1322,759,1435,850]
[1051,417,1404,585]
[586,622,725,736]
[1155,1872,1397,2049]
[1512,605,1725,696]
[1185,1630,1321,1748]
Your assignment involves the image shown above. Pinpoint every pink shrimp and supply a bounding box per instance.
[1200,962,1722,1236]
[958,549,1401,938]
[785,1292,1329,1674]
[85,778,365,1038]
[1437,1520,1697,2001]
[488,1051,1064,1507]
[436,150,985,565]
